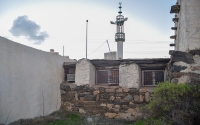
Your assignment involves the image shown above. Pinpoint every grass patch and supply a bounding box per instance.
[47,114,84,125]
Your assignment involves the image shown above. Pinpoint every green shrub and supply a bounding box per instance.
[145,82,200,125]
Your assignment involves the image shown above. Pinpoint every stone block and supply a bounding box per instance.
[60,90,65,94]
[99,87,105,93]
[172,65,187,72]
[79,108,86,113]
[123,88,130,92]
[123,94,133,101]
[105,88,115,93]
[83,92,92,95]
[172,72,185,78]
[171,78,179,83]
[69,83,77,90]
[110,96,115,101]
[133,95,140,102]
[100,92,110,99]
[129,88,139,94]
[93,90,100,95]
[100,103,106,107]
[107,104,113,110]
[75,93,78,100]
[78,93,85,97]
[60,84,71,91]
[116,88,123,92]
[171,51,194,64]
[139,89,146,93]
[85,95,97,101]
[115,92,127,97]
[74,85,84,91]
[140,94,144,102]
[145,92,150,102]
[79,97,85,101]
[105,113,116,118]
[114,100,129,105]
[96,94,100,101]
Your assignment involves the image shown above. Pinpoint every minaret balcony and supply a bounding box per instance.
[115,32,125,42]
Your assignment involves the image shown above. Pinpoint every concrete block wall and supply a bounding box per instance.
[0,36,75,124]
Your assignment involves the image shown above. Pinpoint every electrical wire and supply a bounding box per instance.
[87,41,107,55]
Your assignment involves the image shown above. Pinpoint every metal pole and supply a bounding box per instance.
[63,46,64,56]
[86,20,88,59]
[106,40,110,52]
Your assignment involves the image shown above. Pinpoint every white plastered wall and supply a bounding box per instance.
[119,63,141,88]
[0,36,75,124]
[175,0,200,52]
[75,59,95,86]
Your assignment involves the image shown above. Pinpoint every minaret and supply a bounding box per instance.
[111,2,128,59]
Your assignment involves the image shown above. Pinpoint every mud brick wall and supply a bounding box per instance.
[60,83,152,120]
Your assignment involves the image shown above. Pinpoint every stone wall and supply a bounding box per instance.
[0,36,75,124]
[169,0,200,83]
[168,50,200,83]
[119,63,141,88]
[60,83,152,121]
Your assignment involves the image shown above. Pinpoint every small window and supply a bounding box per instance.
[64,68,75,82]
[142,70,164,86]
[96,69,119,85]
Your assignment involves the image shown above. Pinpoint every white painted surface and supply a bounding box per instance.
[175,0,200,52]
[117,41,123,59]
[0,36,75,124]
[75,59,95,86]
[119,63,141,88]
[104,51,117,60]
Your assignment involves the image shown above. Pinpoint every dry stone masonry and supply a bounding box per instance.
[60,83,152,120]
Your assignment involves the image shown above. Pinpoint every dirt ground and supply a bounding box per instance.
[8,109,135,125]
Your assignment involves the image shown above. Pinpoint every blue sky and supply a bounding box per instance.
[0,0,175,59]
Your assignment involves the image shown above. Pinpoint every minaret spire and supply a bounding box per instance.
[118,2,122,15]
[110,2,128,59]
